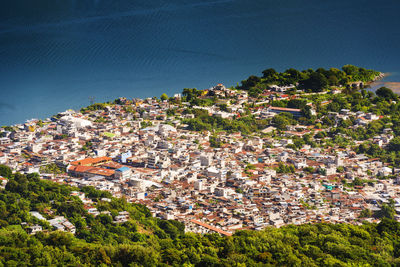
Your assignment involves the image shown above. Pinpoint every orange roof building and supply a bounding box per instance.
[68,165,115,178]
[190,219,232,236]
[70,157,112,167]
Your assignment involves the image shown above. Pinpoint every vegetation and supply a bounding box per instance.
[239,65,380,96]
[275,162,295,173]
[271,112,297,130]
[283,85,400,167]
[177,80,400,168]
[2,65,398,266]
[376,87,398,101]
[160,93,168,101]
[140,121,153,129]
[0,166,400,266]
[81,103,110,113]
[39,163,64,175]
[1,126,15,132]
[209,135,222,148]
[182,108,270,134]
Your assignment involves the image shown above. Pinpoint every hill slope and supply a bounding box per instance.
[0,167,400,266]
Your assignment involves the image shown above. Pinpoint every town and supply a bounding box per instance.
[1,73,399,237]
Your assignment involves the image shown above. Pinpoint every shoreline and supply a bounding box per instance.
[3,70,397,127]
[368,72,400,94]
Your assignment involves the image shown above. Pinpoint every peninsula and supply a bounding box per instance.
[1,65,400,266]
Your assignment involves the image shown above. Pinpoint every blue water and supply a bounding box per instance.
[1,0,399,125]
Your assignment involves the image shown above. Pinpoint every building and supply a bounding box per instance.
[186,219,232,236]
[27,225,43,234]
[267,106,302,118]
[194,180,204,191]
[115,167,132,180]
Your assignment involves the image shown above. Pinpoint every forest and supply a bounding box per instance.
[0,166,400,266]
[239,65,381,97]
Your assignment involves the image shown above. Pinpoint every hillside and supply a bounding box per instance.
[0,167,400,266]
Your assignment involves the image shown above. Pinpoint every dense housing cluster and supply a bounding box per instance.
[1,66,398,239]
[2,65,400,265]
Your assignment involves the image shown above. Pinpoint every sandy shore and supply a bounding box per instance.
[368,81,400,93]
[379,82,400,92]
[367,72,400,93]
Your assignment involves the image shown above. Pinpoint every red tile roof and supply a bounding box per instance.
[190,219,232,236]
[268,106,301,112]
[68,165,115,177]
[71,157,112,166]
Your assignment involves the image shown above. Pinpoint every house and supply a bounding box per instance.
[0,137,11,145]
[27,225,43,234]
[70,157,113,167]
[30,211,47,221]
[207,167,226,180]
[194,179,205,191]
[87,207,100,216]
[267,106,302,118]
[114,167,132,180]
[68,165,115,179]
[215,187,228,198]
[114,211,130,223]
[59,115,92,128]
[48,216,75,234]
[186,219,232,236]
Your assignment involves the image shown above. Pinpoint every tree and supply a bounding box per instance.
[342,64,359,76]
[0,165,12,178]
[328,75,339,86]
[182,88,201,102]
[352,177,363,186]
[262,68,277,79]
[276,162,295,173]
[336,166,344,173]
[160,93,168,101]
[40,163,63,176]
[241,75,261,90]
[377,218,400,235]
[376,87,397,101]
[374,203,395,219]
[209,135,222,148]
[288,99,307,109]
[272,115,289,130]
[359,209,372,218]
[166,109,176,116]
[301,105,313,119]
[299,72,328,92]
[284,68,302,84]
[318,168,327,176]
[388,137,400,152]
[218,104,228,112]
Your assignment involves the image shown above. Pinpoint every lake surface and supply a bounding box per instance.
[1,0,399,125]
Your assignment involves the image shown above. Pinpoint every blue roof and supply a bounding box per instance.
[116,167,130,172]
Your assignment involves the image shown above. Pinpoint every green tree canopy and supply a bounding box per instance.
[299,72,328,92]
[160,93,168,101]
[376,87,398,101]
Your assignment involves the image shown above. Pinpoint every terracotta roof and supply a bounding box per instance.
[101,162,124,169]
[68,165,115,177]
[71,156,112,166]
[190,219,232,236]
[268,106,301,112]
